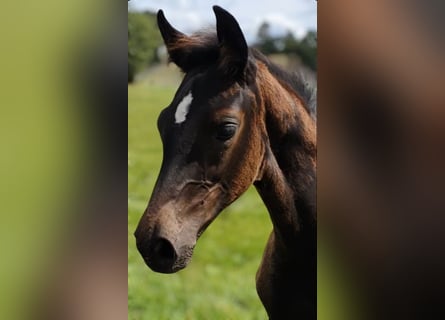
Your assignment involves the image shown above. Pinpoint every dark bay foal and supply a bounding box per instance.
[135,6,316,319]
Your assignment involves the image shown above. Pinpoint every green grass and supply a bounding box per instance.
[128,77,271,319]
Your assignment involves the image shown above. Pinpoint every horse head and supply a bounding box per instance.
[135,6,266,273]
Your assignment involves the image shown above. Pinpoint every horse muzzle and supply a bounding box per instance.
[136,233,195,274]
[135,184,225,273]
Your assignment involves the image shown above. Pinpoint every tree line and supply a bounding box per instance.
[128,11,161,83]
[254,22,317,71]
[128,12,317,83]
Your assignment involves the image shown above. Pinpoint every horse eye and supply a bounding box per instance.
[216,123,237,141]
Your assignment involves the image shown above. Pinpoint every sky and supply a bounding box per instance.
[128,0,317,43]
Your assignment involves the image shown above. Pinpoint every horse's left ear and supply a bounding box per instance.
[213,6,248,79]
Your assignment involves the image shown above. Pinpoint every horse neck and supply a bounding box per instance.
[254,62,316,243]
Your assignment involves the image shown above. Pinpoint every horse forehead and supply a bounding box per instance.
[170,75,247,126]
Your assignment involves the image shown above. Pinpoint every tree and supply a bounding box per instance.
[255,22,279,54]
[295,30,317,71]
[282,29,317,71]
[128,11,162,83]
[254,22,317,71]
[283,31,299,53]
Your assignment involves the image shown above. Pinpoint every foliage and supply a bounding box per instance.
[254,22,317,71]
[128,11,162,83]
[293,30,317,71]
[256,22,280,54]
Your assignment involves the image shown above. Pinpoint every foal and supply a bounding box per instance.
[135,6,316,319]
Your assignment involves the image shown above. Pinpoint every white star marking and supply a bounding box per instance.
[175,91,193,124]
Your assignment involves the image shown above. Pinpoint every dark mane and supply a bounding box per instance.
[172,32,317,117]
[251,49,317,118]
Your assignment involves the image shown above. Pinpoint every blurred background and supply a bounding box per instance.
[127,1,316,319]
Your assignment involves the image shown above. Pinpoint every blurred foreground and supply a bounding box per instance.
[319,1,445,319]
[0,2,127,320]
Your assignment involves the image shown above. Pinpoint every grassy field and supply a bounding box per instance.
[128,69,272,319]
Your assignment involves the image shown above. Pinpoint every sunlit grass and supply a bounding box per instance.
[128,81,271,319]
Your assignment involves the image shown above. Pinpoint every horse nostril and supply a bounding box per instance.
[152,238,177,265]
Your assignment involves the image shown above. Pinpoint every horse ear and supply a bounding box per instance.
[157,10,185,48]
[157,10,194,72]
[213,6,248,79]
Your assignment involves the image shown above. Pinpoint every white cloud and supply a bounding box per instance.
[129,0,316,43]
